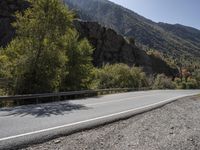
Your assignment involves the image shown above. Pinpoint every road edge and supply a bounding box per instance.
[0,93,199,150]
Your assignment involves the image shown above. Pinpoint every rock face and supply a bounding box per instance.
[65,0,200,63]
[0,1,178,76]
[0,0,28,47]
[74,20,178,76]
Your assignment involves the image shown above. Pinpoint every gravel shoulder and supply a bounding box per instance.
[23,95,200,150]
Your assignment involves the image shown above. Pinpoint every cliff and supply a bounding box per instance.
[74,20,178,76]
[0,0,28,47]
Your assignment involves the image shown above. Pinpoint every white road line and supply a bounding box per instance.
[0,93,197,142]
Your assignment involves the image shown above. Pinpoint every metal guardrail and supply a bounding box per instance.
[0,87,151,107]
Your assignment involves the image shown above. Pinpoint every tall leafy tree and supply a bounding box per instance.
[0,0,93,94]
[61,29,94,91]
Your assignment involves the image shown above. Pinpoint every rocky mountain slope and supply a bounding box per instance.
[0,0,178,76]
[74,20,177,75]
[65,0,200,62]
[0,0,28,47]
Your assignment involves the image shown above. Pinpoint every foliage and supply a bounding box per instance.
[174,77,199,89]
[0,0,93,94]
[186,78,198,89]
[61,29,94,91]
[193,70,200,86]
[174,69,200,89]
[92,64,148,89]
[147,49,162,59]
[153,74,175,89]
[174,75,200,89]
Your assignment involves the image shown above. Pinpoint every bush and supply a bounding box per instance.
[186,78,198,89]
[174,77,198,89]
[92,64,148,89]
[193,70,200,88]
[153,74,175,89]
[174,78,183,89]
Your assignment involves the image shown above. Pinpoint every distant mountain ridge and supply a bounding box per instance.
[65,0,200,62]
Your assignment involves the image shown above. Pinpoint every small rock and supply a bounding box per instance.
[170,127,175,130]
[188,138,194,142]
[54,140,61,144]
[169,131,173,135]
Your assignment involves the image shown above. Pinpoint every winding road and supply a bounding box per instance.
[0,90,199,149]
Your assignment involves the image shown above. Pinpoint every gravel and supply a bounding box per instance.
[22,95,200,150]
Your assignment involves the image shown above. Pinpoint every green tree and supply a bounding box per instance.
[61,29,94,91]
[0,0,93,94]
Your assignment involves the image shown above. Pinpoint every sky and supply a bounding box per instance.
[109,0,200,30]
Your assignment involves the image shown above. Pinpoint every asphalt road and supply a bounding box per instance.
[0,90,199,149]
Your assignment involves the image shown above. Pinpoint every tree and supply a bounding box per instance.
[61,29,94,91]
[0,0,93,94]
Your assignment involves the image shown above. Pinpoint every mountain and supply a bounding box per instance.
[65,0,200,63]
[0,0,178,76]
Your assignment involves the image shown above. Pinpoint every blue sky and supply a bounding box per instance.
[109,0,200,29]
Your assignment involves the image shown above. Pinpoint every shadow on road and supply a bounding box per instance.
[0,102,89,118]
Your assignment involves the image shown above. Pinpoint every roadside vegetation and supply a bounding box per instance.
[0,0,199,96]
[147,49,200,89]
[91,64,148,89]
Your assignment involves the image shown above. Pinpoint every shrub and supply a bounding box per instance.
[193,70,200,88]
[92,64,148,89]
[153,74,175,89]
[186,78,198,89]
[174,77,198,89]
